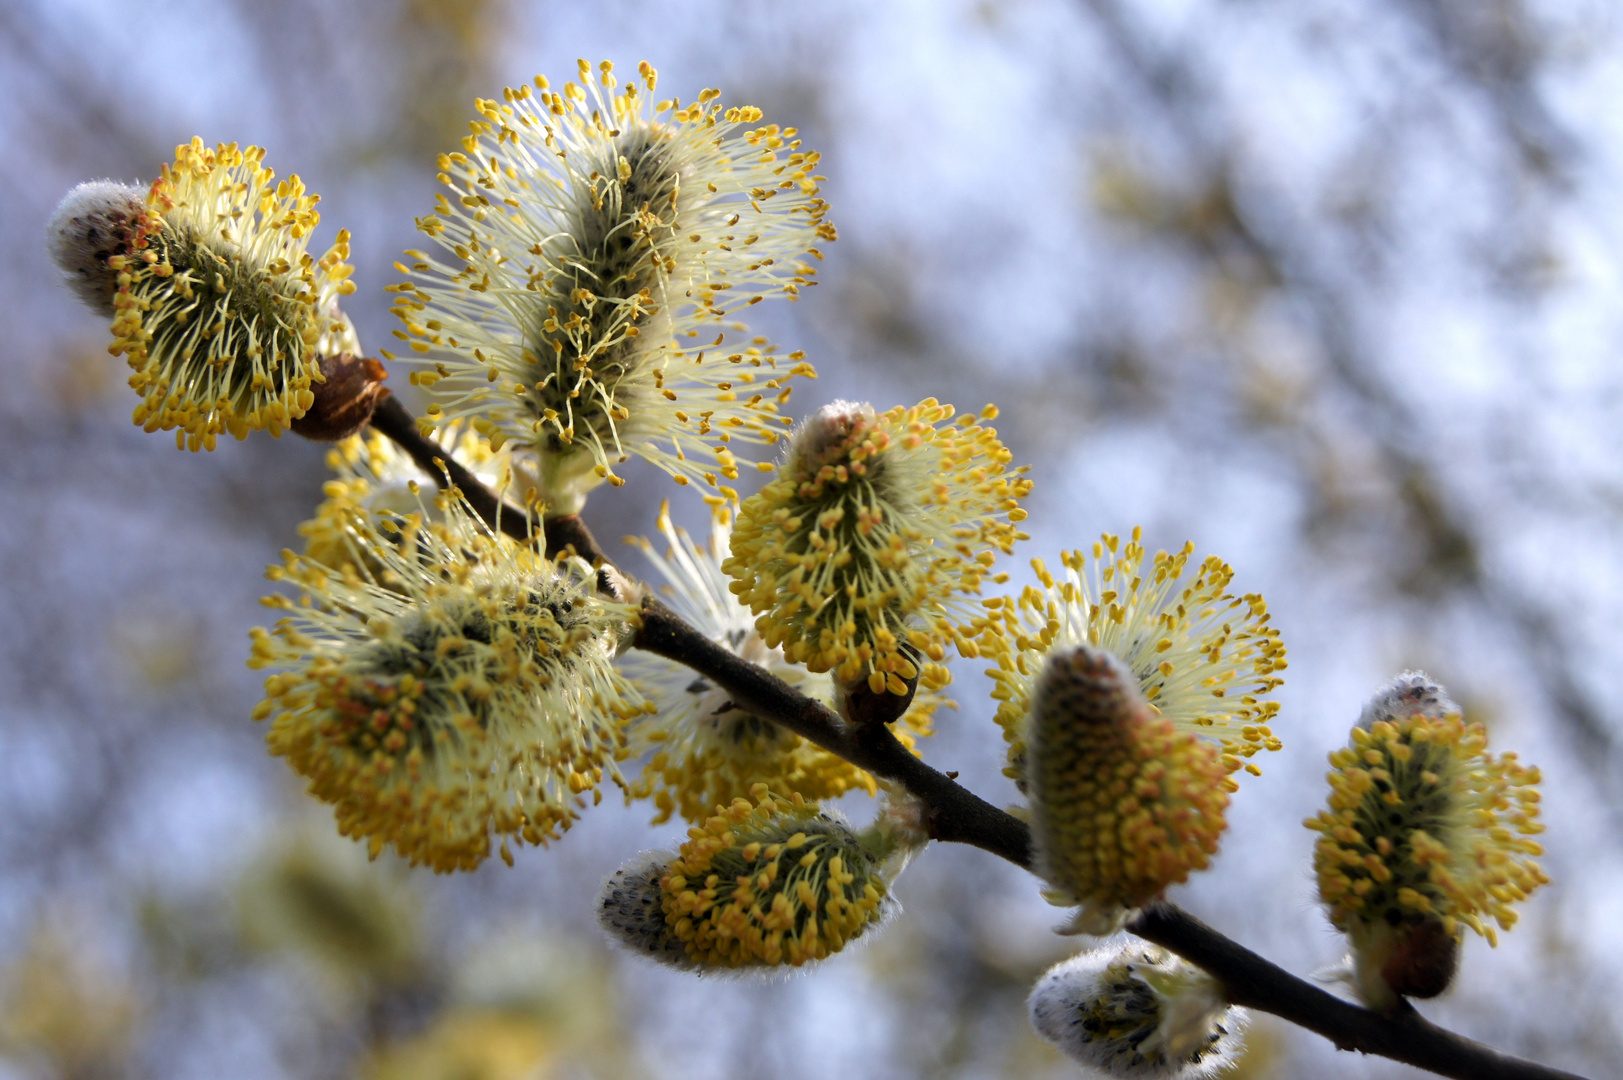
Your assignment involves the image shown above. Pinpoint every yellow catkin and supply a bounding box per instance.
[392,60,830,504]
[1028,646,1230,935]
[724,399,1031,695]
[248,491,649,872]
[1306,684,1546,950]
[108,138,356,451]
[985,528,1285,789]
[659,787,890,968]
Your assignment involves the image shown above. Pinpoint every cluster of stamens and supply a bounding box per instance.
[725,399,1030,696]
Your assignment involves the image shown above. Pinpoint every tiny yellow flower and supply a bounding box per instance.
[1028,646,1230,935]
[599,786,893,970]
[724,399,1031,696]
[621,502,942,823]
[1305,671,1547,1008]
[248,491,648,872]
[985,527,1285,789]
[392,59,832,507]
[100,139,357,451]
[1029,943,1246,1079]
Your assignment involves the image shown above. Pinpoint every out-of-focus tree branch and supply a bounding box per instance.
[1071,0,1619,779]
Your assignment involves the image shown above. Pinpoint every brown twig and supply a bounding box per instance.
[541,512,608,565]
[366,392,533,544]
[368,396,615,591]
[634,597,1033,863]
[356,411,1590,1080]
[1127,904,1588,1080]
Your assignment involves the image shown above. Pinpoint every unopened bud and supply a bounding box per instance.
[1029,942,1246,1078]
[784,399,873,475]
[289,354,390,442]
[1358,669,1456,729]
[597,851,693,969]
[47,180,146,316]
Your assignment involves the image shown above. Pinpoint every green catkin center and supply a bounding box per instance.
[523,127,685,456]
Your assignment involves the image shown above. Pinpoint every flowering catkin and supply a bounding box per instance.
[249,491,648,872]
[1028,646,1230,935]
[724,399,1030,697]
[985,528,1285,791]
[90,139,357,450]
[598,787,894,970]
[1305,671,1547,1008]
[390,59,831,508]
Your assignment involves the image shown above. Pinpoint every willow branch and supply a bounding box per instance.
[353,413,1589,1080]
[1127,904,1587,1080]
[366,392,534,544]
[634,597,1033,862]
[540,512,608,565]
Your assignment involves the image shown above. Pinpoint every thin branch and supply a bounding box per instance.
[1128,905,1587,1080]
[541,512,608,565]
[352,419,1590,1080]
[634,597,1032,863]
[366,392,533,544]
[634,555,1589,1079]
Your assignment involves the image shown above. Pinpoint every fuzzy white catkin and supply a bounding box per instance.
[1358,669,1458,729]
[1028,944,1246,1079]
[596,849,692,970]
[785,400,875,475]
[47,180,146,316]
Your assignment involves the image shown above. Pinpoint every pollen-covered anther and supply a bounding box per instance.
[724,398,1031,697]
[296,422,514,577]
[1027,646,1230,936]
[78,139,358,452]
[1029,943,1246,1079]
[394,61,831,508]
[1305,670,1548,1010]
[984,527,1285,791]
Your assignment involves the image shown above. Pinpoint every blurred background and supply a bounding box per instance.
[3,0,1621,1076]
